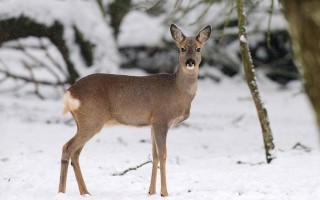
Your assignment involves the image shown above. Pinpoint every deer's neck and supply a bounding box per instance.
[175,66,198,96]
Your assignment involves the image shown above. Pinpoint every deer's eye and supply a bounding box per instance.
[181,47,186,52]
[196,47,201,52]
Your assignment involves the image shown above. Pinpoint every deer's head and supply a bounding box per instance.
[170,24,211,75]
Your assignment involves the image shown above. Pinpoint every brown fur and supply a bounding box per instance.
[58,24,211,197]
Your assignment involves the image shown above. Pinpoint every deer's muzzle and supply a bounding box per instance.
[185,59,195,69]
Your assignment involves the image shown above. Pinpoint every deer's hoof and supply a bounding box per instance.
[80,192,91,196]
[148,191,156,195]
[161,192,168,197]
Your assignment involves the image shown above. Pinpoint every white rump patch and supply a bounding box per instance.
[63,91,81,114]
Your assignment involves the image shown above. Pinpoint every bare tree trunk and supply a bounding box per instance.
[236,0,275,163]
[281,0,320,132]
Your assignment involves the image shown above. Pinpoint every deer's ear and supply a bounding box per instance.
[196,25,211,43]
[170,24,186,43]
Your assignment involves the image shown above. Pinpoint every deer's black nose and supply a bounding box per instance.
[185,59,195,66]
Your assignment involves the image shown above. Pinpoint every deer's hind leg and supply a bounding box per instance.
[59,134,85,194]
[71,146,89,195]
[59,133,95,194]
[59,111,105,195]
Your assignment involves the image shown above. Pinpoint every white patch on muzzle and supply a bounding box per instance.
[186,64,195,70]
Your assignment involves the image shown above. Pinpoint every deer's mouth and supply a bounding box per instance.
[186,64,195,70]
[185,58,196,70]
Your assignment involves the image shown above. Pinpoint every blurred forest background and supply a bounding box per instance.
[0,0,296,99]
[2,1,320,199]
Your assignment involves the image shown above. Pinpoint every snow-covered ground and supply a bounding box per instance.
[1,76,320,200]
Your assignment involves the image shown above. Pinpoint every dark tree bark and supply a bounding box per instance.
[281,0,320,131]
[73,26,94,67]
[0,16,79,83]
[236,0,275,163]
[108,0,131,39]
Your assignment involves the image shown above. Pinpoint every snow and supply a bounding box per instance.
[118,11,166,47]
[240,35,247,43]
[1,76,320,200]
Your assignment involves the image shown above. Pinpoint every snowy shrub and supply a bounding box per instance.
[0,0,119,98]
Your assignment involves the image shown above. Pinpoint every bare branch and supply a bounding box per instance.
[0,67,68,86]
[292,142,312,152]
[112,160,152,176]
[267,0,275,49]
[236,161,265,166]
[189,3,212,25]
[219,2,236,43]
[40,38,69,77]
[17,40,62,82]
[23,61,45,99]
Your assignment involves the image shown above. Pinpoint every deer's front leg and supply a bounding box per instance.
[148,127,159,195]
[152,123,169,197]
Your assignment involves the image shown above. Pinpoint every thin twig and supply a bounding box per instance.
[0,67,68,86]
[0,59,28,93]
[112,160,152,176]
[292,142,312,152]
[23,61,45,99]
[236,160,265,166]
[17,41,62,82]
[174,0,182,9]
[231,114,245,125]
[39,39,69,78]
[219,2,235,43]
[0,81,27,94]
[189,2,212,25]
[171,1,203,23]
[266,0,274,49]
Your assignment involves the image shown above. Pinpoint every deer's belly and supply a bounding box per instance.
[110,112,151,127]
[104,118,150,127]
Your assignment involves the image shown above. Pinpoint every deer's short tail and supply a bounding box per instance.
[63,91,81,115]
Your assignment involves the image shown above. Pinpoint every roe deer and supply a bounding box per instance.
[59,24,211,197]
